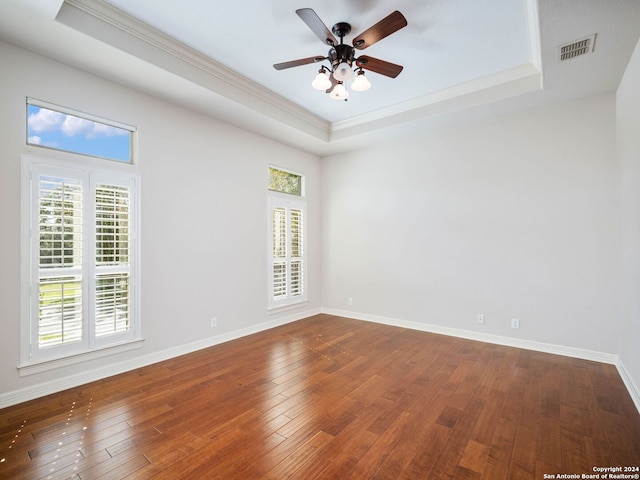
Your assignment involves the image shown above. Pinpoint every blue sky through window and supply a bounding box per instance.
[27,104,132,163]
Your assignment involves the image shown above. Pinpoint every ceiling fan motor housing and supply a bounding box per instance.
[329,43,355,69]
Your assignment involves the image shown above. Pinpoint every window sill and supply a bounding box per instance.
[18,339,145,377]
[267,300,309,315]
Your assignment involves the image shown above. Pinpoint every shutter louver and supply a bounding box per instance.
[38,276,83,347]
[95,273,130,336]
[39,178,82,268]
[96,185,130,265]
[273,263,287,299]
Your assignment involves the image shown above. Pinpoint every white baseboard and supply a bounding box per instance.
[323,308,640,414]
[0,307,321,409]
[616,358,640,414]
[321,308,619,364]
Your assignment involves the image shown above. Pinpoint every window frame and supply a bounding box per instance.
[26,97,137,164]
[20,153,142,372]
[267,166,308,310]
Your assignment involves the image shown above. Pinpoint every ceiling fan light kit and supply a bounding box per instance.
[274,8,407,101]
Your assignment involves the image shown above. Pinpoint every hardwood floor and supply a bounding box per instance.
[1,314,639,479]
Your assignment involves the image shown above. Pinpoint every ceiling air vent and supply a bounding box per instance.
[558,34,597,61]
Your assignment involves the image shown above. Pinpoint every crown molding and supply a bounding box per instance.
[526,0,543,73]
[330,63,541,139]
[60,0,331,140]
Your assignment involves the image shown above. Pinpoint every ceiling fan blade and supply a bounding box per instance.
[356,56,404,78]
[273,56,325,70]
[352,11,407,50]
[296,8,338,46]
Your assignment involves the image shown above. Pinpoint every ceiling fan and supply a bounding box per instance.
[273,8,407,100]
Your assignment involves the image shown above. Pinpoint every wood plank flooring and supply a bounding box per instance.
[1,314,639,479]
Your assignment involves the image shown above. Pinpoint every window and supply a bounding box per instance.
[27,98,135,163]
[269,166,303,196]
[268,167,307,309]
[22,155,140,365]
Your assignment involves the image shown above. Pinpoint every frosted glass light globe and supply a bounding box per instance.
[351,71,371,91]
[329,82,349,100]
[333,61,353,82]
[312,70,332,90]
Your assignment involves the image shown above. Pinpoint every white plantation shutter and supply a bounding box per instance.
[290,208,303,297]
[272,207,287,299]
[36,172,84,350]
[271,206,304,300]
[95,183,132,338]
[25,158,139,362]
[268,196,307,308]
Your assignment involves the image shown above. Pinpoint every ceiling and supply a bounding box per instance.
[1,0,640,155]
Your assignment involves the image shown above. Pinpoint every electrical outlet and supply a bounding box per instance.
[511,318,520,329]
[347,298,353,306]
[477,314,485,325]
[211,317,218,327]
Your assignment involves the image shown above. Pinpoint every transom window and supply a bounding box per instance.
[27,98,135,164]
[269,166,303,196]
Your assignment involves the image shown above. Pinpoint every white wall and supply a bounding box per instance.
[617,37,640,402]
[321,94,618,354]
[0,40,321,404]
[2,36,637,408]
